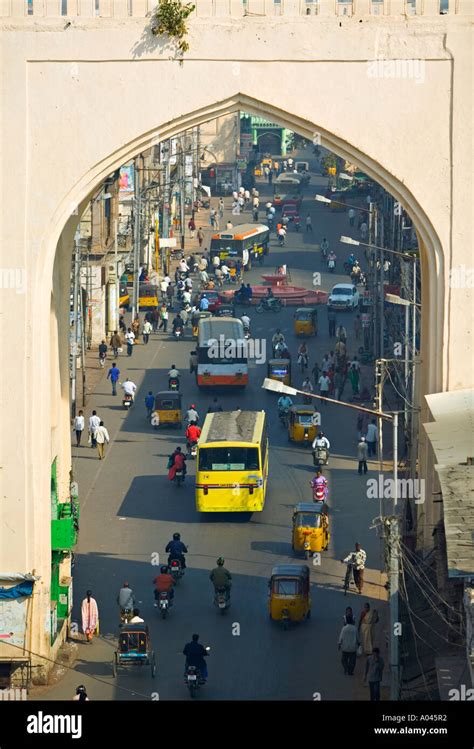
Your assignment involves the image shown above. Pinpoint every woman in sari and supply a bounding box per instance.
[358,602,379,655]
[81,590,99,643]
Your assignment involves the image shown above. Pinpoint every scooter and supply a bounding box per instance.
[169,378,180,392]
[327,258,336,273]
[256,297,282,314]
[174,469,185,487]
[243,325,251,340]
[278,407,289,427]
[158,591,172,619]
[312,446,329,466]
[123,393,133,409]
[169,558,185,582]
[173,326,184,340]
[187,441,198,459]
[311,481,329,502]
[214,587,231,615]
[185,647,210,697]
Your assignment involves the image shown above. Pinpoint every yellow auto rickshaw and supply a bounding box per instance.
[268,564,311,629]
[267,358,291,386]
[261,157,273,169]
[152,391,182,429]
[192,311,212,338]
[294,307,318,337]
[287,405,318,446]
[292,502,330,559]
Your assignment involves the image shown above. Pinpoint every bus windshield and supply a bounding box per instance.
[198,446,260,471]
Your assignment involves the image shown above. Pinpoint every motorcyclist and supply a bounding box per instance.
[210,557,232,599]
[312,432,330,450]
[183,634,208,681]
[129,608,145,623]
[186,422,201,449]
[186,404,200,425]
[172,313,184,333]
[310,470,328,500]
[301,376,314,401]
[168,365,180,390]
[235,282,247,303]
[199,294,210,311]
[278,394,293,417]
[166,532,188,569]
[327,250,337,267]
[347,253,357,270]
[153,565,175,606]
[121,378,137,403]
[168,446,187,481]
[272,329,285,354]
[116,582,135,618]
[297,342,309,368]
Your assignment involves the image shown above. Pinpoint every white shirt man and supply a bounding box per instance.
[74,414,85,432]
[130,613,144,623]
[221,264,230,277]
[343,547,367,571]
[168,367,180,379]
[278,227,286,238]
[244,189,250,202]
[186,407,199,424]
[238,196,245,209]
[122,379,137,399]
[95,424,110,444]
[183,290,192,306]
[143,321,152,336]
[241,314,250,329]
[179,259,189,274]
[89,412,101,437]
[184,277,193,290]
[242,248,249,268]
[321,356,331,374]
[212,255,221,268]
[253,196,259,208]
[312,434,330,450]
[160,278,169,294]
[318,375,330,393]
[226,221,233,230]
[125,330,135,346]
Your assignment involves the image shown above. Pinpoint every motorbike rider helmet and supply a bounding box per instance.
[190,404,196,409]
[160,565,169,574]
[173,532,181,540]
[216,557,225,566]
[76,685,86,695]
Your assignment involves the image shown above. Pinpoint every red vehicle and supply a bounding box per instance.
[282,204,301,230]
[198,290,222,312]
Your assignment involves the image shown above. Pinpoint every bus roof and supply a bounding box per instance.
[275,173,302,183]
[211,224,269,241]
[198,317,244,344]
[200,410,266,444]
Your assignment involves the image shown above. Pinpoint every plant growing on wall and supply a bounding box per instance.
[151,0,196,54]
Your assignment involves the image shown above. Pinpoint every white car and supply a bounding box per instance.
[327,283,360,311]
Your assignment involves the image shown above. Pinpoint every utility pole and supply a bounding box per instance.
[71,228,81,419]
[388,514,400,700]
[114,217,120,333]
[79,275,87,407]
[179,133,185,252]
[162,141,170,275]
[132,158,141,320]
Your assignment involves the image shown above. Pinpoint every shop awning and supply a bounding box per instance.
[424,389,474,579]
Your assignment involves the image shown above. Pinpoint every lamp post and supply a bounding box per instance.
[261,376,401,699]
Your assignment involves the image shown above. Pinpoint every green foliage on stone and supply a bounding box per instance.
[151,0,196,54]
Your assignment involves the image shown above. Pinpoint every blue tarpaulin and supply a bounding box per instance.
[0,581,34,599]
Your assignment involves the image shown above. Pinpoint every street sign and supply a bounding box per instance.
[159,238,177,248]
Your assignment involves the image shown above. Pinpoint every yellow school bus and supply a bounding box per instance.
[195,410,269,513]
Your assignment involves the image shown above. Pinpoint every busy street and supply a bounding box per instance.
[37,151,392,701]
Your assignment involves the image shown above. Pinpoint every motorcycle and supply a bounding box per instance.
[169,558,185,582]
[327,258,336,273]
[243,325,251,340]
[119,607,133,625]
[173,326,184,340]
[185,647,210,697]
[174,469,185,487]
[214,587,231,614]
[312,445,329,467]
[123,393,133,409]
[169,377,180,392]
[256,297,282,314]
[187,440,198,459]
[278,407,289,427]
[311,481,328,503]
[158,591,171,619]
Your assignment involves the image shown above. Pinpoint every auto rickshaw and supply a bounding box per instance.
[287,405,318,446]
[267,358,291,386]
[292,502,330,559]
[213,303,236,318]
[192,310,212,338]
[268,564,311,629]
[152,391,182,429]
[112,623,156,678]
[294,307,318,337]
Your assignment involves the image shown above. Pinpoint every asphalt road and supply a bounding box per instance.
[41,151,390,702]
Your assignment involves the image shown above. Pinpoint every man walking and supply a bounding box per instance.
[348,207,355,226]
[365,418,378,458]
[338,615,359,676]
[327,308,337,337]
[364,648,385,701]
[348,363,360,397]
[107,362,120,396]
[318,373,330,402]
[142,319,152,344]
[88,410,101,448]
[158,304,169,333]
[73,410,85,447]
[357,436,369,474]
[197,228,205,248]
[109,330,122,357]
[305,214,313,233]
[95,421,110,460]
[125,328,135,356]
[151,307,160,333]
[98,340,108,368]
[343,542,367,594]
